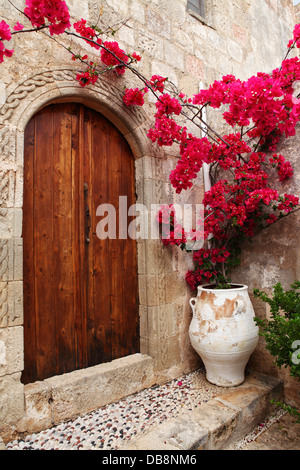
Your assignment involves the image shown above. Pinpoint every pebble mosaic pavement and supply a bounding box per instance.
[6,369,221,450]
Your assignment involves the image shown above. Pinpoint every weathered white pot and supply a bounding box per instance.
[189,284,259,387]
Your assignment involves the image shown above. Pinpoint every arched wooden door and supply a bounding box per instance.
[22,103,139,384]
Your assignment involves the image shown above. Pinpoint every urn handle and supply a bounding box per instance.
[234,299,245,314]
[189,297,197,315]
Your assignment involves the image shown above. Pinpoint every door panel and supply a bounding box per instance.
[22,103,139,384]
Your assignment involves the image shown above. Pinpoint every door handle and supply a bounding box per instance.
[85,205,91,243]
[84,183,90,243]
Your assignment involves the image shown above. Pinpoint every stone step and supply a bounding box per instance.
[119,371,283,451]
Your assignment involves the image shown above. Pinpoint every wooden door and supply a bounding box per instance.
[22,103,139,384]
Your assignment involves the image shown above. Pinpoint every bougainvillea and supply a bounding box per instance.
[13,21,24,31]
[142,24,300,288]
[73,18,102,49]
[24,0,71,35]
[148,75,167,93]
[123,87,146,107]
[2,4,300,288]
[100,40,129,75]
[0,20,13,63]
[75,67,98,87]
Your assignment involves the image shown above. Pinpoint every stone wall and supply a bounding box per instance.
[0,0,297,440]
[296,2,300,22]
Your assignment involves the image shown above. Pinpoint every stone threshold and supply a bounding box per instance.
[118,371,284,450]
[22,353,156,435]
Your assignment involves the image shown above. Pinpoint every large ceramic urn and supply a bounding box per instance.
[189,284,259,387]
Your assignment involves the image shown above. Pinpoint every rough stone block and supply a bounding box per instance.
[164,41,184,70]
[0,239,13,282]
[0,209,13,239]
[146,302,184,338]
[227,38,243,62]
[0,281,23,328]
[0,209,22,239]
[0,282,8,328]
[193,399,240,450]
[23,381,53,434]
[185,55,205,80]
[122,414,208,450]
[0,280,23,327]
[0,125,15,164]
[23,354,155,430]
[141,271,187,307]
[130,1,145,24]
[135,155,170,183]
[212,372,284,445]
[13,238,23,281]
[0,82,6,107]
[0,372,24,430]
[151,60,178,86]
[137,30,164,61]
[146,8,170,39]
[0,435,6,450]
[0,238,22,282]
[0,326,23,377]
[0,170,15,208]
[13,208,22,238]
[14,168,23,208]
[7,281,23,326]
[145,241,174,276]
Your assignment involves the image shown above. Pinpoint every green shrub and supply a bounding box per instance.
[253,281,300,379]
[253,281,300,422]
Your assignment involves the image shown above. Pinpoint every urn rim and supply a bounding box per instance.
[198,283,248,293]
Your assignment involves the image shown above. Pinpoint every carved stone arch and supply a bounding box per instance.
[0,67,152,164]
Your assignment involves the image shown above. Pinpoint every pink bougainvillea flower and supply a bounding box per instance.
[13,22,24,31]
[292,23,300,47]
[147,115,183,147]
[76,69,98,87]
[155,93,182,117]
[0,44,14,63]
[277,194,299,213]
[266,214,277,225]
[0,20,12,41]
[0,20,13,63]
[100,41,129,75]
[269,154,294,181]
[73,18,100,49]
[123,88,145,107]
[148,75,167,93]
[132,52,141,61]
[24,0,71,35]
